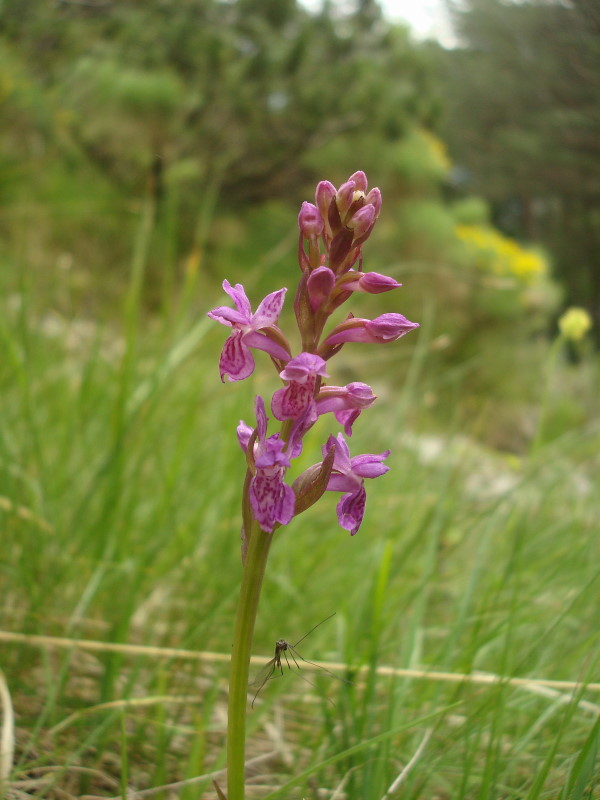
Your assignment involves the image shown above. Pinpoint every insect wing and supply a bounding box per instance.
[249,656,278,689]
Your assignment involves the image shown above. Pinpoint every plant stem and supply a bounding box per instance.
[227,522,272,800]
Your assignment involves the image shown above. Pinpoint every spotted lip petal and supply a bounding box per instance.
[249,473,295,533]
[336,486,367,535]
[219,330,255,382]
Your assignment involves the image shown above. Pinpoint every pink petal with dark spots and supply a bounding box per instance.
[251,288,287,329]
[272,379,316,420]
[219,331,255,382]
[337,487,367,535]
[250,473,295,533]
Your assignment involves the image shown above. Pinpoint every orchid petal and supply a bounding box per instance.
[222,280,252,319]
[348,170,368,193]
[219,331,255,382]
[350,452,391,479]
[272,384,316,421]
[250,474,295,533]
[207,306,250,326]
[236,420,253,451]
[327,473,362,493]
[251,288,287,329]
[279,352,328,383]
[243,331,290,362]
[336,487,367,535]
[254,395,268,442]
[335,408,361,436]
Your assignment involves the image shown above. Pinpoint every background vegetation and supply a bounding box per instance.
[1,0,598,797]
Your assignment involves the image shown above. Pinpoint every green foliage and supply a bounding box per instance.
[434,0,600,336]
[1,253,598,797]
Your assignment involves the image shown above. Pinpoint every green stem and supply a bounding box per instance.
[227,522,273,800]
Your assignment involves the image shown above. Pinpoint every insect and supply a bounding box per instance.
[250,612,345,707]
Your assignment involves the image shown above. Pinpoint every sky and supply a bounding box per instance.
[377,0,455,43]
[301,0,457,46]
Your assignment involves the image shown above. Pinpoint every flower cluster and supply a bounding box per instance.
[209,171,419,554]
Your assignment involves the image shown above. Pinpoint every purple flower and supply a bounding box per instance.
[339,270,402,294]
[207,280,290,382]
[315,382,376,436]
[298,202,324,238]
[322,313,419,348]
[241,397,296,533]
[322,434,390,535]
[272,352,329,421]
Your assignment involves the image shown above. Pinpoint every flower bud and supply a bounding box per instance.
[336,180,357,217]
[307,266,335,312]
[348,170,368,193]
[321,313,420,348]
[315,181,336,223]
[340,270,401,294]
[347,205,376,240]
[365,187,382,218]
[298,201,324,238]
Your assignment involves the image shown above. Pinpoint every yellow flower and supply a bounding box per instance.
[455,225,548,284]
[558,307,592,341]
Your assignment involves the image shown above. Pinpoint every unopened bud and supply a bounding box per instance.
[298,201,324,237]
[315,181,336,223]
[365,187,382,218]
[348,170,368,193]
[347,205,376,240]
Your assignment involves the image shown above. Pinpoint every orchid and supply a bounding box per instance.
[271,352,329,421]
[208,280,290,382]
[321,434,390,535]
[315,382,376,436]
[207,171,419,800]
[244,396,295,534]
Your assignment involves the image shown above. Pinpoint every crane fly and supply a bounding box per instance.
[250,612,345,707]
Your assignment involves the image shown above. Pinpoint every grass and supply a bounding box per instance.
[1,208,599,799]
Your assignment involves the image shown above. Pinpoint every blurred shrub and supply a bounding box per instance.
[455,224,548,285]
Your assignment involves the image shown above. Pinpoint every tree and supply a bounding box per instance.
[435,0,600,335]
